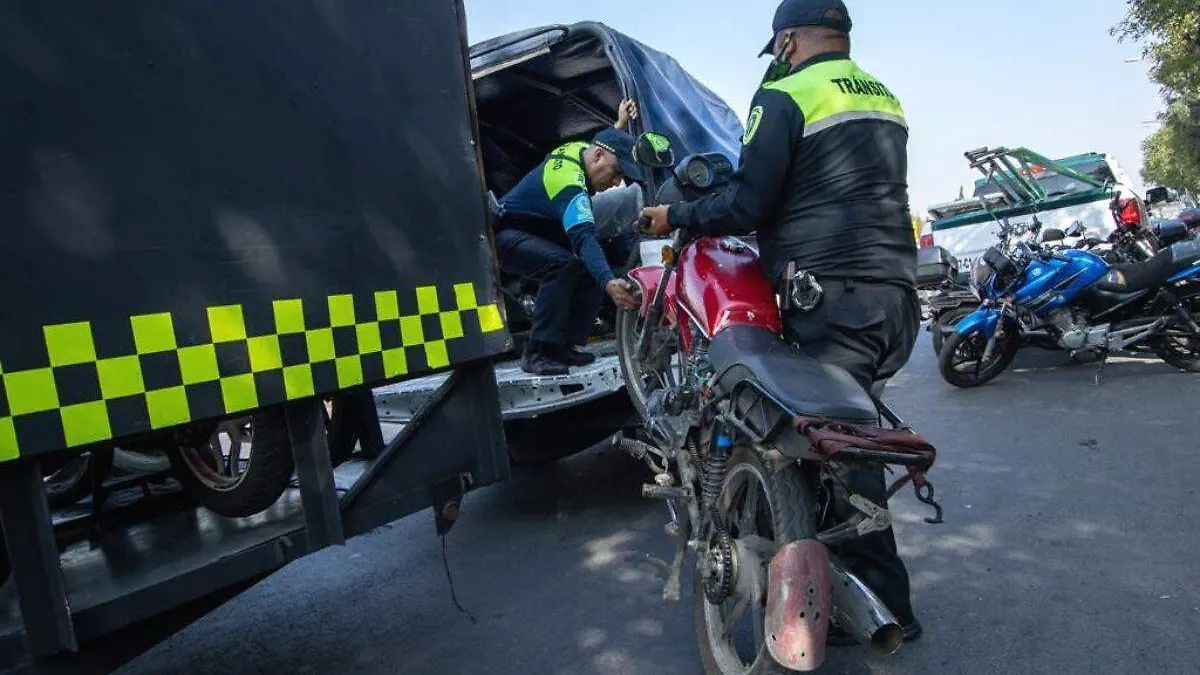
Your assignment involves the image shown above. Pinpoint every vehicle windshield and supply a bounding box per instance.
[974,160,1113,200]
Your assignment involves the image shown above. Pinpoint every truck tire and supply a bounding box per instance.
[170,412,295,518]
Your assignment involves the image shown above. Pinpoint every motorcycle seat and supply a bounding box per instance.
[1094,239,1200,293]
[707,325,879,423]
[1153,220,1190,247]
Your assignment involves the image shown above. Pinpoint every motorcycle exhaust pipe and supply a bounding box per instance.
[828,556,904,656]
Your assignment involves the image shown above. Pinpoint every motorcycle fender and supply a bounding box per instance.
[765,539,831,672]
[627,265,666,317]
[954,307,1002,339]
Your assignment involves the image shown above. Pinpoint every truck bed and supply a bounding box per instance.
[374,340,624,422]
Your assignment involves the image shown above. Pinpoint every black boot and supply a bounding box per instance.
[548,344,596,367]
[521,341,569,376]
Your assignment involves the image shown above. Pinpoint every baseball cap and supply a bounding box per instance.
[758,0,853,57]
[592,127,646,183]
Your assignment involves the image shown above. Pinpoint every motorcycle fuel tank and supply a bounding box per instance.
[1015,249,1109,315]
[675,237,781,337]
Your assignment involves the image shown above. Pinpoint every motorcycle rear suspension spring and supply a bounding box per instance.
[702,433,733,508]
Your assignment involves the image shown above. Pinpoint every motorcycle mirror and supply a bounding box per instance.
[633,132,675,169]
[1145,186,1170,205]
[1040,228,1066,243]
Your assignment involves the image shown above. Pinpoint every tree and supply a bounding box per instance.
[1142,100,1200,195]
[1113,1,1200,194]
[1113,0,1198,95]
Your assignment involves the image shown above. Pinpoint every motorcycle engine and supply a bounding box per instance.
[1047,308,1107,350]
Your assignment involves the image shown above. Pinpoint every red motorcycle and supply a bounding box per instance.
[614,137,943,674]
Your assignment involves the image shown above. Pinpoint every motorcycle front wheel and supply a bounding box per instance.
[169,412,295,518]
[938,328,1019,388]
[930,305,976,356]
[614,305,678,423]
[694,443,818,675]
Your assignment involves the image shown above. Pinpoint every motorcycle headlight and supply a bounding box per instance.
[970,257,994,292]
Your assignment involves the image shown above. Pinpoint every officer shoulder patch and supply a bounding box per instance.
[743,106,764,145]
[562,192,595,231]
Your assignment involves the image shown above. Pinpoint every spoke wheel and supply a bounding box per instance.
[694,444,817,675]
[615,304,678,422]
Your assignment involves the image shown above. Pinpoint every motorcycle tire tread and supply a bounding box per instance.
[693,444,817,675]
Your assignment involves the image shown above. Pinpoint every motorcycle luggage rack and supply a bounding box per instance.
[716,379,930,469]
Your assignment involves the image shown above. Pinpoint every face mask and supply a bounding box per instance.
[760,32,795,85]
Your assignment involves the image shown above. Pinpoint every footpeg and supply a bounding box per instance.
[642,484,691,500]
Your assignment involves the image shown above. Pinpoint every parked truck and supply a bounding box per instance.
[0,1,513,670]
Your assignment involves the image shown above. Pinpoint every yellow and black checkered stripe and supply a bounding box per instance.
[0,283,505,462]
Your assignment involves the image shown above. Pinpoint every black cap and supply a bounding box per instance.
[758,0,852,57]
[591,128,646,183]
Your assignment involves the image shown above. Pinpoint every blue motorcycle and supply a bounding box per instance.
[938,218,1200,387]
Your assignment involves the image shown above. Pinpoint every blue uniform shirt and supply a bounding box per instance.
[497,141,616,288]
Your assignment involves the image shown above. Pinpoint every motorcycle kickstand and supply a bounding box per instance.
[1093,351,1109,386]
[661,507,690,602]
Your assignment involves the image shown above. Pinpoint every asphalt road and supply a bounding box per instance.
[114,332,1200,675]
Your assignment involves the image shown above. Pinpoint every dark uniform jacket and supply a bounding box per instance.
[669,52,916,288]
[496,141,615,287]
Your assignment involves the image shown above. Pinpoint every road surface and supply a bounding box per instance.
[114,334,1200,675]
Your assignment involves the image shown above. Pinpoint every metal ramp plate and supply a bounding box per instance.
[374,341,624,422]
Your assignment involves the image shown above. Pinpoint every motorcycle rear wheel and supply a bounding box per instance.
[694,443,818,675]
[1154,317,1200,372]
[938,329,1019,388]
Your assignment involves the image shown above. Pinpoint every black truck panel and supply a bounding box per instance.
[0,0,509,461]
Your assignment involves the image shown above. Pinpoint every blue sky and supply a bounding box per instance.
[463,0,1163,217]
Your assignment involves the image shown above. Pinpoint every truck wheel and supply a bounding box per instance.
[42,450,114,510]
[170,412,295,518]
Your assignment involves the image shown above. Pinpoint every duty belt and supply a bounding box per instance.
[780,261,824,312]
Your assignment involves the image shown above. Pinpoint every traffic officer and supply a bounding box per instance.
[640,0,923,643]
[495,105,641,376]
